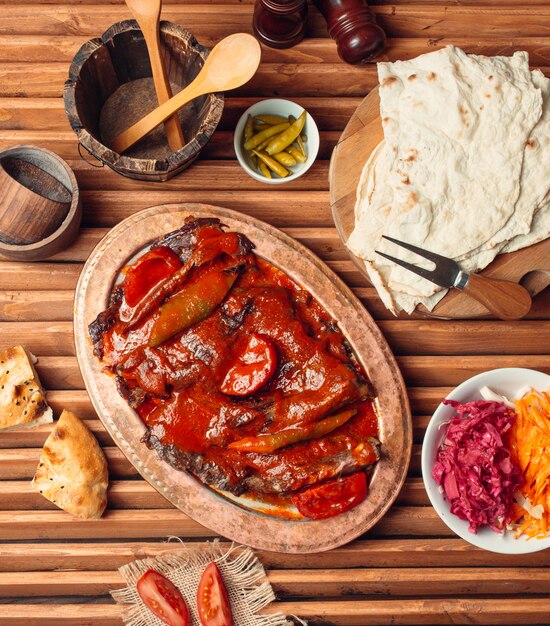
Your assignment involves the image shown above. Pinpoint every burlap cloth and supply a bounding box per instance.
[111,540,297,626]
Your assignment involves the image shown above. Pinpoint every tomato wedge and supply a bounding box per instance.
[220,333,277,396]
[123,246,182,307]
[197,562,233,626]
[136,569,189,626]
[291,472,368,520]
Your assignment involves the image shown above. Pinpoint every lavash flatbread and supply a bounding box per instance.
[0,345,53,431]
[347,46,547,314]
[32,409,108,519]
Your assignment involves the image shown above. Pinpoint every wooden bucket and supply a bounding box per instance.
[64,21,225,182]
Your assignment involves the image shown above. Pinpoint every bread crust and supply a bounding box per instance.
[0,345,53,430]
[32,409,109,519]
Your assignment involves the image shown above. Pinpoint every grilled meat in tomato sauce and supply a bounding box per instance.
[90,217,379,517]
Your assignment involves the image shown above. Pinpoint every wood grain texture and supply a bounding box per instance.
[0,0,549,621]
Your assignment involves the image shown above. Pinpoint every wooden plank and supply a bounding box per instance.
[3,320,549,356]
[1,537,549,573]
[2,285,549,322]
[2,599,550,626]
[266,599,550,625]
[0,507,449,540]
[0,62,381,98]
[0,447,138,480]
[1,567,549,598]
[2,61,549,98]
[0,95,360,131]
[0,5,549,40]
[0,420,112,449]
[0,478,428,510]
[0,130,340,161]
[7,354,550,392]
[0,445,422,480]
[42,387,446,417]
[2,36,550,66]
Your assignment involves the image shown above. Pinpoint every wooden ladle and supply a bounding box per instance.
[125,0,185,152]
[111,33,261,154]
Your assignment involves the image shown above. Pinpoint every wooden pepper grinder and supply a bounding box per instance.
[313,0,386,64]
[253,0,308,49]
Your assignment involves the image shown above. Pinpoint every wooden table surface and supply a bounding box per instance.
[1,1,550,624]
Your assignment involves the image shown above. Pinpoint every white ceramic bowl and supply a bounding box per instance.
[233,99,320,185]
[422,368,550,554]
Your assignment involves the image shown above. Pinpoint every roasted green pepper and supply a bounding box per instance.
[149,265,241,347]
[228,408,357,453]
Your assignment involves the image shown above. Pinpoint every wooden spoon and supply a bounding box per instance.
[125,0,185,152]
[111,33,261,154]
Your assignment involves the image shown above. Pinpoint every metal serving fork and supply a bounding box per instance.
[376,236,532,320]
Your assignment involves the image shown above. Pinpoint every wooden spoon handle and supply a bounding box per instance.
[141,25,185,151]
[462,273,532,320]
[111,79,209,154]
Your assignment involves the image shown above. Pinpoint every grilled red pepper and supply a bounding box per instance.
[292,472,368,519]
[228,408,357,453]
[123,247,182,308]
[149,265,241,347]
[124,232,249,332]
[220,333,277,396]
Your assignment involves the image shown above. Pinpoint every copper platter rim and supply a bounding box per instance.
[74,203,412,553]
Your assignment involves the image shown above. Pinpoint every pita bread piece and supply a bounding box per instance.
[0,345,53,431]
[32,409,108,519]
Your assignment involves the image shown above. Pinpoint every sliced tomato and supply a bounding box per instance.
[220,333,277,396]
[123,247,182,307]
[197,562,233,626]
[291,472,368,520]
[136,569,189,626]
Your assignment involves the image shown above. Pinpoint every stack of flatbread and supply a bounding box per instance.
[347,46,550,315]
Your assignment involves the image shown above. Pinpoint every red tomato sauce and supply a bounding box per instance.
[96,221,379,512]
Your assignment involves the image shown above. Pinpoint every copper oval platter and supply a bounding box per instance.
[330,88,550,319]
[74,203,412,553]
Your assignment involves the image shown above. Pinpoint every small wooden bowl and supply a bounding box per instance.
[0,145,81,261]
[64,21,225,182]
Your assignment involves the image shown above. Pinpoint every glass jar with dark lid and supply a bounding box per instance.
[253,0,308,49]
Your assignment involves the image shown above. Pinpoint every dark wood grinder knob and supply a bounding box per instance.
[313,0,386,64]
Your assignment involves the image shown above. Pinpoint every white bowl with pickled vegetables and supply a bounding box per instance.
[234,99,320,184]
[422,368,550,554]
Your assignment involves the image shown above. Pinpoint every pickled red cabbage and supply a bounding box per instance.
[432,399,522,533]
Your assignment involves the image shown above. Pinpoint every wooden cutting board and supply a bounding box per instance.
[329,88,550,319]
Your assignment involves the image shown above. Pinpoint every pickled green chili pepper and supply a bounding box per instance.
[228,408,357,453]
[255,114,287,125]
[258,161,272,178]
[149,265,241,347]
[273,151,296,167]
[244,114,254,142]
[244,121,290,151]
[252,149,289,178]
[265,111,306,156]
[296,134,306,157]
[287,145,306,163]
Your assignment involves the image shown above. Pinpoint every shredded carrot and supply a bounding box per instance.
[509,389,550,539]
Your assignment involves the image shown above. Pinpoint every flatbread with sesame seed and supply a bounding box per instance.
[0,345,53,431]
[32,409,108,519]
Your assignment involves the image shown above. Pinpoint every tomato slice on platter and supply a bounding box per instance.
[123,246,182,307]
[220,333,277,396]
[291,472,368,520]
[136,569,189,626]
[197,562,233,626]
